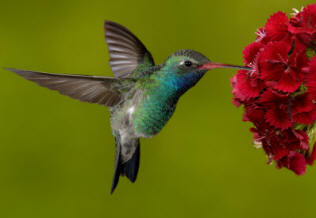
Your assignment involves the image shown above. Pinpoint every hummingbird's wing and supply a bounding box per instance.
[6,68,124,107]
[105,20,155,78]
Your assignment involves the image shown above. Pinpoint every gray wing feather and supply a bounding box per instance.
[105,20,154,78]
[6,68,122,107]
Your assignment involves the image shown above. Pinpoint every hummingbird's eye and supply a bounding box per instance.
[184,60,192,67]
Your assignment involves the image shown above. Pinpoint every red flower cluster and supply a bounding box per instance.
[231,4,316,175]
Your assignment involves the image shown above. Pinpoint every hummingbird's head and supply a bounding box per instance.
[160,49,250,94]
[163,49,250,75]
[164,49,211,75]
[158,49,212,94]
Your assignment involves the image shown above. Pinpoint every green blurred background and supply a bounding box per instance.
[0,0,315,217]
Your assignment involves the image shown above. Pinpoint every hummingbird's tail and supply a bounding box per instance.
[111,134,140,194]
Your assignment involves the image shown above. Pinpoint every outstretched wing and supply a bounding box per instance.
[105,20,155,78]
[6,68,123,107]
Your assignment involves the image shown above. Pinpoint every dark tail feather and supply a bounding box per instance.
[111,138,140,194]
[111,140,121,194]
[121,143,140,182]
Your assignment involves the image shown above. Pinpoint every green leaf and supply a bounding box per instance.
[307,123,316,148]
[306,47,316,60]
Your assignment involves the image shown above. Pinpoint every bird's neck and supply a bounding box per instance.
[155,69,205,97]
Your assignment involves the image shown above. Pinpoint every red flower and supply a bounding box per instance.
[258,90,292,129]
[289,5,316,47]
[243,42,265,66]
[231,3,316,175]
[292,93,316,124]
[234,70,264,101]
[258,41,308,92]
[305,57,316,98]
[264,12,292,43]
[243,104,265,125]
[251,127,309,164]
[277,151,306,175]
[290,5,316,34]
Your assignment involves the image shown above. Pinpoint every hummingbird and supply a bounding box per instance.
[6,21,249,193]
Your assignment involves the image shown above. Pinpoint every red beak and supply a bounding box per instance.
[198,62,251,71]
